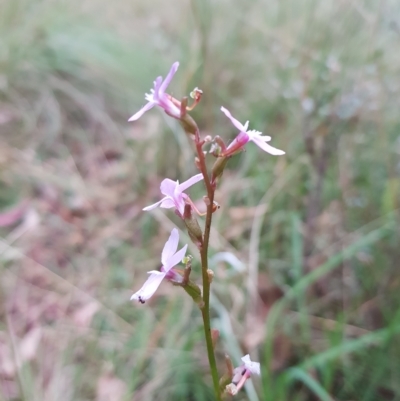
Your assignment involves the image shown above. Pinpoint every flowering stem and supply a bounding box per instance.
[195,131,222,401]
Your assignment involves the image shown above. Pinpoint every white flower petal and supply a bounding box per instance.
[161,228,179,266]
[160,178,178,196]
[164,244,188,270]
[152,76,163,99]
[251,136,285,155]
[159,62,179,95]
[220,106,247,132]
[159,198,175,209]
[258,135,272,141]
[130,271,166,303]
[241,354,260,376]
[128,101,155,121]
[143,198,165,211]
[246,130,263,139]
[178,173,204,193]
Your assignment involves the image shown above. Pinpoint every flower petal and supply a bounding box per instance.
[220,106,247,132]
[161,228,179,266]
[160,178,178,196]
[128,101,155,121]
[130,271,166,303]
[241,354,261,376]
[178,173,204,193]
[159,62,179,95]
[227,131,250,150]
[174,194,186,216]
[246,130,264,140]
[251,136,285,155]
[164,244,188,271]
[143,198,165,211]
[160,198,175,209]
[258,134,272,141]
[152,76,163,99]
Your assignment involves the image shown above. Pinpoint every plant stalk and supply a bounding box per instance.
[195,132,222,401]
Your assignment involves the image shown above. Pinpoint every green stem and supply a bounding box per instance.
[195,134,222,401]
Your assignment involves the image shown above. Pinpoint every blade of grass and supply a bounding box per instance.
[291,212,310,342]
[292,317,400,372]
[262,220,395,400]
[288,367,334,401]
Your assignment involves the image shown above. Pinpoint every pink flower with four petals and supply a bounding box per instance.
[143,174,203,216]
[131,228,188,304]
[220,106,285,157]
[128,62,181,121]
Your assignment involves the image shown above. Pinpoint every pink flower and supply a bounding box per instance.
[220,107,285,157]
[131,228,188,304]
[143,174,203,217]
[238,354,260,376]
[226,354,260,395]
[128,62,181,121]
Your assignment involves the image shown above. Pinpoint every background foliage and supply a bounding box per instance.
[1,0,400,400]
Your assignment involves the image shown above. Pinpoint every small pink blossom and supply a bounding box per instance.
[131,228,188,304]
[128,62,181,121]
[143,174,203,216]
[226,354,260,395]
[220,107,285,156]
[239,354,260,376]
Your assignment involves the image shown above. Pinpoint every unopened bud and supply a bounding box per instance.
[204,135,212,143]
[194,157,201,170]
[211,329,219,349]
[225,383,238,396]
[219,354,235,389]
[179,100,198,136]
[181,280,204,308]
[182,260,192,285]
[183,203,203,247]
[180,96,188,117]
[211,156,229,183]
[225,354,234,377]
[207,269,214,283]
[214,135,227,151]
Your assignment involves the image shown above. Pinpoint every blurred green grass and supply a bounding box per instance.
[1,0,400,400]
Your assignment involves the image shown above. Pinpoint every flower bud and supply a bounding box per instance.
[203,196,211,206]
[179,114,198,136]
[211,156,229,183]
[183,203,203,247]
[180,280,204,308]
[194,157,201,171]
[179,97,198,136]
[211,329,219,349]
[219,354,235,390]
[207,269,214,283]
[225,384,238,396]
